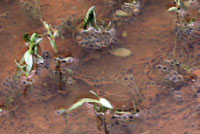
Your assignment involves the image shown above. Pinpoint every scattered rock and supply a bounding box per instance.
[111,48,132,57]
[122,31,128,37]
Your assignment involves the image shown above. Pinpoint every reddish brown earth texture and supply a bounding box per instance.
[0,0,199,134]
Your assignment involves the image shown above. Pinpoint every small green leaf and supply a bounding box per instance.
[68,98,100,112]
[23,34,31,42]
[35,37,43,45]
[36,54,44,64]
[99,98,113,109]
[48,37,57,53]
[19,56,25,64]
[33,45,38,55]
[15,60,26,75]
[15,60,26,69]
[30,33,39,42]
[43,21,51,30]
[168,7,178,12]
[24,51,33,73]
[83,6,98,30]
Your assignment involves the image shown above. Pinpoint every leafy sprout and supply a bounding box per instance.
[83,6,99,30]
[67,90,113,113]
[55,90,113,115]
[168,0,186,13]
[56,90,138,117]
[42,21,59,54]
[15,33,44,77]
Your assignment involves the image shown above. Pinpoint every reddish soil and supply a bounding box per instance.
[0,0,199,134]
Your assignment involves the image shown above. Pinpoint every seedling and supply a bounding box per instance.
[67,90,113,113]
[43,21,59,54]
[114,0,141,17]
[15,33,43,77]
[43,21,75,91]
[56,90,138,134]
[81,6,111,31]
[82,6,111,30]
[83,6,99,30]
[56,90,112,115]
[57,90,136,115]
[55,90,112,134]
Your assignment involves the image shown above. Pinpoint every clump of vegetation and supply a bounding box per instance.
[154,56,200,94]
[15,20,61,76]
[58,1,143,49]
[42,21,76,91]
[1,0,143,123]
[56,90,113,115]
[153,0,200,92]
[15,33,44,77]
[13,21,68,96]
[111,0,141,26]
[75,6,117,50]
[56,90,138,134]
[164,1,200,86]
[116,0,141,16]
[43,21,59,54]
[168,0,200,46]
[0,20,77,110]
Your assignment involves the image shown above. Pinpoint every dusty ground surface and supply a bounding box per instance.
[0,0,200,134]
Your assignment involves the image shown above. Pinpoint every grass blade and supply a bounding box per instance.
[83,6,97,30]
[48,37,57,53]
[68,98,100,112]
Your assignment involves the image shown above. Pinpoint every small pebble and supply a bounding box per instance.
[111,48,132,57]
[122,31,128,37]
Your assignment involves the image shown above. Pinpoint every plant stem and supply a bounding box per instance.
[103,114,109,134]
[56,60,63,91]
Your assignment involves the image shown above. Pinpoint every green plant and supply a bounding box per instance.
[56,90,113,115]
[15,33,43,77]
[43,21,59,54]
[68,90,113,113]
[114,0,140,17]
[15,21,59,78]
[55,90,113,134]
[167,0,188,58]
[57,90,135,115]
[83,6,99,30]
[56,90,136,134]
[43,21,75,91]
